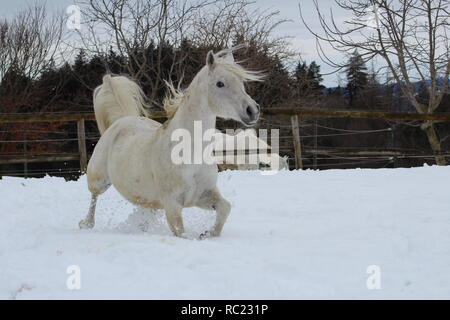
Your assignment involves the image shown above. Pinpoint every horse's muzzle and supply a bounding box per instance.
[242,103,260,126]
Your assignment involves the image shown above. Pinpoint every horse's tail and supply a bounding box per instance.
[94,74,149,134]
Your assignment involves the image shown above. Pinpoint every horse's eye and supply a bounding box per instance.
[216,81,225,88]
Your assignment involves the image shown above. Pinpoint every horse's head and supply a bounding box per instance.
[204,48,263,127]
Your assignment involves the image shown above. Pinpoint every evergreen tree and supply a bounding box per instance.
[345,51,368,106]
[307,61,324,91]
[294,61,308,93]
[294,60,324,96]
[74,49,87,72]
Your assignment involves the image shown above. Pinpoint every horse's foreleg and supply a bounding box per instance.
[199,190,231,239]
[79,194,98,229]
[165,205,185,238]
[210,196,231,237]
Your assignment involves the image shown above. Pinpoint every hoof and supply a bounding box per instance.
[79,219,94,229]
[199,230,219,240]
[199,231,210,240]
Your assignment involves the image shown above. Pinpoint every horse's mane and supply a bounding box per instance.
[163,80,186,119]
[163,51,264,119]
[218,60,265,83]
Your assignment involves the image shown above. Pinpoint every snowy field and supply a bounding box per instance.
[0,166,449,299]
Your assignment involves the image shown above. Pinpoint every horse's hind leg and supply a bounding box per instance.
[79,166,111,229]
[164,204,186,238]
[79,194,98,229]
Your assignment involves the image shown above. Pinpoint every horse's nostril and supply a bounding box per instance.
[246,106,253,117]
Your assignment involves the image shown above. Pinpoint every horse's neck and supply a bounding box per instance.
[151,71,217,168]
[166,79,216,135]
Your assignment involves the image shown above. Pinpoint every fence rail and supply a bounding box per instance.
[0,110,166,174]
[0,111,166,123]
[2,108,450,124]
[263,108,450,121]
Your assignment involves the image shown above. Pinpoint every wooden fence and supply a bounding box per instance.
[0,111,165,174]
[1,108,450,175]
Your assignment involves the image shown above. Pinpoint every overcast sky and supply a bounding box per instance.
[0,0,352,86]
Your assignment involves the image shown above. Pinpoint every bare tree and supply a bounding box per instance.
[0,3,65,156]
[300,0,450,165]
[191,0,292,59]
[75,0,293,105]
[0,3,65,101]
[75,0,218,102]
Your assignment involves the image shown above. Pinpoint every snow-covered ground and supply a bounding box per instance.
[0,166,449,299]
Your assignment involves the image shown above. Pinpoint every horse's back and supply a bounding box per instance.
[88,116,161,187]
[94,116,161,161]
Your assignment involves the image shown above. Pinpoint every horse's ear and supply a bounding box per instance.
[206,50,215,69]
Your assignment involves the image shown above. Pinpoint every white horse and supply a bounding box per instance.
[80,48,262,238]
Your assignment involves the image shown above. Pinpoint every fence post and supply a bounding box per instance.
[23,131,28,178]
[313,120,318,170]
[77,119,87,173]
[291,115,303,170]
[391,124,397,168]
